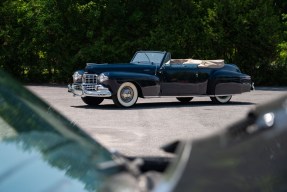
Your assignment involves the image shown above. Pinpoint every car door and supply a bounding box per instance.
[158,63,200,96]
[196,67,210,95]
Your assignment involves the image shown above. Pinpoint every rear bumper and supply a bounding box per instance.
[68,83,112,97]
[251,82,255,91]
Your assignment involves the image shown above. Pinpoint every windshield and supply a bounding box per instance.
[131,51,165,66]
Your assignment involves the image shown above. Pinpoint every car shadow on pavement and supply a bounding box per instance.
[255,87,287,92]
[71,101,255,110]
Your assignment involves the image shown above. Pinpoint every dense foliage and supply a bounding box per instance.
[0,0,286,85]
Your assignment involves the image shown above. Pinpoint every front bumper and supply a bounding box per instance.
[68,83,112,97]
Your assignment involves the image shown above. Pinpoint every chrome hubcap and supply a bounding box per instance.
[120,87,134,103]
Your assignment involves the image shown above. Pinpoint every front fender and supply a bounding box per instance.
[101,72,160,97]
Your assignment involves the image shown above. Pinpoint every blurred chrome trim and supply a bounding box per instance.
[251,82,255,91]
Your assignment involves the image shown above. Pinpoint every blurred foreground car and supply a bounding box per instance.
[0,70,286,192]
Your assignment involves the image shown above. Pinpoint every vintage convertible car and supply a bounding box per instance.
[0,70,286,191]
[68,51,253,107]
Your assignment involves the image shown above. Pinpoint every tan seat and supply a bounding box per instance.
[170,58,224,68]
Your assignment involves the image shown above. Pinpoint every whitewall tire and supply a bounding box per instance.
[210,95,232,104]
[113,82,138,107]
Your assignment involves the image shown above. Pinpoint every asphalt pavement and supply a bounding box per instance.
[27,86,287,157]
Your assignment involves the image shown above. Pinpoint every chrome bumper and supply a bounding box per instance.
[251,82,255,91]
[68,83,112,97]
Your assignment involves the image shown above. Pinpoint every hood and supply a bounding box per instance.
[85,63,157,75]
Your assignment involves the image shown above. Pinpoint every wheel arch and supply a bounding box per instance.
[129,81,144,98]
[103,72,160,97]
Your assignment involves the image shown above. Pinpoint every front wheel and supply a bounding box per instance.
[81,97,104,106]
[210,96,232,104]
[176,97,193,103]
[113,82,138,108]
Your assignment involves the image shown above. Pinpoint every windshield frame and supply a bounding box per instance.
[130,51,167,66]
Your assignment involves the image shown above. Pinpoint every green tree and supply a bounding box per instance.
[0,0,285,85]
[204,0,281,84]
[148,0,209,58]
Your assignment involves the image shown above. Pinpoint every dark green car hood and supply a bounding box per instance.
[0,140,105,192]
[0,71,126,192]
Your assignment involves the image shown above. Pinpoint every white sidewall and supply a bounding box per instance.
[117,82,138,107]
[215,96,232,103]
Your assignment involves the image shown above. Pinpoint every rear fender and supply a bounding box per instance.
[207,70,247,95]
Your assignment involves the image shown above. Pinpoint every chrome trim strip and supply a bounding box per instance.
[154,140,192,192]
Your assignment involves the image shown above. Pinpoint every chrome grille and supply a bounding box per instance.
[82,84,96,91]
[83,74,98,84]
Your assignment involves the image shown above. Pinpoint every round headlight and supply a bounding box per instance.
[98,73,109,83]
[72,71,82,83]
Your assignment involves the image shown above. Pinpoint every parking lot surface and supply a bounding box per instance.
[27,86,287,157]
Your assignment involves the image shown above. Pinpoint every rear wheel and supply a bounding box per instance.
[176,97,193,103]
[81,97,104,106]
[113,82,138,108]
[210,96,232,104]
